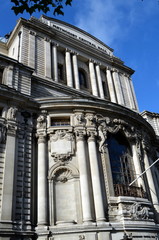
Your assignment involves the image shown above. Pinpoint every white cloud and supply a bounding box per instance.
[74,0,158,47]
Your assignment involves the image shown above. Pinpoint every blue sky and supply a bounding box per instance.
[1,0,159,113]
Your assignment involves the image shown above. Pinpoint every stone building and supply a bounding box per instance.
[0,15,159,240]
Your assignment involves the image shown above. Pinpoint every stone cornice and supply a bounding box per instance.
[6,16,134,75]
[0,83,38,109]
[0,54,34,73]
[36,97,156,139]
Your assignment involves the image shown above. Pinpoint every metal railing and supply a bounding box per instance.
[114,184,146,198]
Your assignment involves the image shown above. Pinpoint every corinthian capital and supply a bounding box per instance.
[37,134,46,144]
[87,130,97,142]
[75,129,86,141]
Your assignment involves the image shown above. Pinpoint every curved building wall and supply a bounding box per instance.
[0,16,158,240]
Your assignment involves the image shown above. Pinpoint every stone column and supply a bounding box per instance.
[37,134,48,225]
[106,67,117,103]
[96,65,104,99]
[143,148,159,212]
[52,43,58,82]
[72,53,80,90]
[1,120,17,223]
[6,66,14,87]
[112,69,124,105]
[44,38,52,78]
[123,74,136,109]
[131,141,145,190]
[76,130,93,223]
[89,61,98,97]
[129,77,139,111]
[65,50,73,87]
[28,31,36,69]
[87,130,105,222]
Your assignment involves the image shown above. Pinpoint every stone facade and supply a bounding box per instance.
[0,15,159,240]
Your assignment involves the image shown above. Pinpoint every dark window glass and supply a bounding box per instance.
[79,69,87,89]
[106,133,145,197]
[0,68,3,84]
[102,80,108,97]
[107,133,133,186]
[58,64,63,81]
[51,117,70,126]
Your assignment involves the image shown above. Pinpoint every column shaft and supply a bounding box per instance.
[52,44,58,82]
[73,54,80,90]
[124,75,136,109]
[37,136,48,225]
[106,69,117,103]
[28,31,36,69]
[112,71,125,105]
[144,152,159,212]
[129,78,139,111]
[131,143,145,190]
[45,40,52,78]
[89,62,98,96]
[96,65,104,99]
[77,135,93,223]
[65,51,73,87]
[1,123,17,221]
[88,134,105,222]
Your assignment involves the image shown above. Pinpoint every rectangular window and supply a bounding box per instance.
[58,64,64,81]
[51,117,70,126]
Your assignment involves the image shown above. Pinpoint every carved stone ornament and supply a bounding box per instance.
[85,113,96,127]
[53,167,73,183]
[0,123,7,144]
[50,130,74,162]
[75,113,85,125]
[36,114,47,130]
[7,123,17,136]
[7,106,18,120]
[109,200,153,222]
[79,235,85,240]
[98,123,108,153]
[129,202,150,220]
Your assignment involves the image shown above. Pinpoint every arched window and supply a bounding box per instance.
[107,133,144,197]
[78,69,87,89]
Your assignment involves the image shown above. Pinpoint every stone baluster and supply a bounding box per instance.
[65,50,73,87]
[89,60,98,97]
[72,53,80,90]
[112,69,124,105]
[76,129,93,223]
[96,64,104,99]
[44,38,52,79]
[87,127,105,223]
[52,43,58,82]
[106,67,117,103]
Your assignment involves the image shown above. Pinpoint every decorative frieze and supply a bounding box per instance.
[109,197,153,222]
